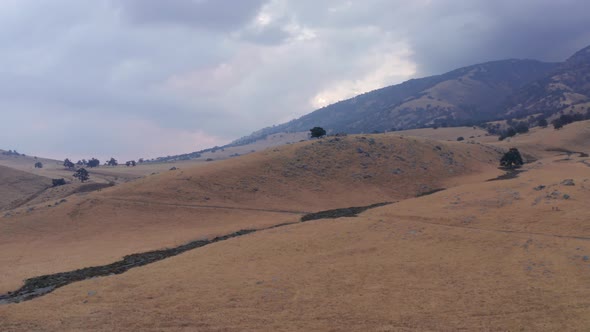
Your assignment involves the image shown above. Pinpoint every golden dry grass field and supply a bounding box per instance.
[1,122,590,331]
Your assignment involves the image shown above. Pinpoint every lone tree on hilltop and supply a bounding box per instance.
[310,126,326,138]
[34,161,43,168]
[107,157,118,166]
[73,168,89,182]
[63,158,75,169]
[500,148,524,168]
[87,158,100,168]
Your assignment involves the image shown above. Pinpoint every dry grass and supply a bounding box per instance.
[1,123,590,331]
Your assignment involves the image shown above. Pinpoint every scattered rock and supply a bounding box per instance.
[561,179,575,186]
[533,185,546,191]
[563,194,571,200]
[169,167,178,171]
[584,256,589,262]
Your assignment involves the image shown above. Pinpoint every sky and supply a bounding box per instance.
[0,0,589,161]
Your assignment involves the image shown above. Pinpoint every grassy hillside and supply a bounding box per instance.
[0,134,501,295]
[2,124,590,330]
[0,165,51,211]
[505,45,590,119]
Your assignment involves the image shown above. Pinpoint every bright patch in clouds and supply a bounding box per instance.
[312,43,416,108]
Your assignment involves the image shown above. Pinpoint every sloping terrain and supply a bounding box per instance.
[3,124,590,330]
[0,165,51,211]
[395,126,496,143]
[494,120,590,159]
[505,45,590,119]
[0,134,501,296]
[1,136,590,330]
[231,59,556,145]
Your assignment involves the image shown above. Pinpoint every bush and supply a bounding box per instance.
[500,148,524,168]
[310,127,327,138]
[63,158,75,169]
[87,158,100,168]
[52,178,66,187]
[456,136,465,141]
[34,162,43,168]
[73,168,90,182]
[514,122,529,134]
[538,118,548,128]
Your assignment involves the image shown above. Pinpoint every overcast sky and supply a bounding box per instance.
[1,0,589,161]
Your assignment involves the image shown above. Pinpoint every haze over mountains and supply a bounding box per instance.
[232,44,590,146]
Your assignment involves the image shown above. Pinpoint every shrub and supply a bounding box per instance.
[500,148,524,168]
[310,127,327,138]
[73,168,90,182]
[52,178,66,187]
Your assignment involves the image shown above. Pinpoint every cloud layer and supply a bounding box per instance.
[1,0,589,160]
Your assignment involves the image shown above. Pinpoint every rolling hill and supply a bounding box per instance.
[2,121,590,330]
[0,165,51,211]
[0,134,502,296]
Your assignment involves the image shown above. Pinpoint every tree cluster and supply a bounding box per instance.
[87,158,100,168]
[497,121,529,141]
[551,112,589,129]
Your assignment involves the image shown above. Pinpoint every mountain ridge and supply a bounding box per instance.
[230,58,559,146]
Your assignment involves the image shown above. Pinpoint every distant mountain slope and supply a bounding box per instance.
[504,45,590,118]
[231,59,557,146]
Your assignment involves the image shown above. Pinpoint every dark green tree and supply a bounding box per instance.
[107,157,118,166]
[52,178,66,187]
[63,158,75,169]
[310,126,327,138]
[538,118,548,128]
[514,122,529,134]
[34,162,43,168]
[500,148,524,168]
[87,158,100,168]
[73,168,90,182]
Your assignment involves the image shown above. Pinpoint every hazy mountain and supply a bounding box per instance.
[231,59,558,145]
[504,45,590,118]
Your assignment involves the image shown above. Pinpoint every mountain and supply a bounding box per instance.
[504,45,590,118]
[231,59,558,146]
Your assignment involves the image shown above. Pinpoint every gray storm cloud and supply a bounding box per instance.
[0,0,589,161]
